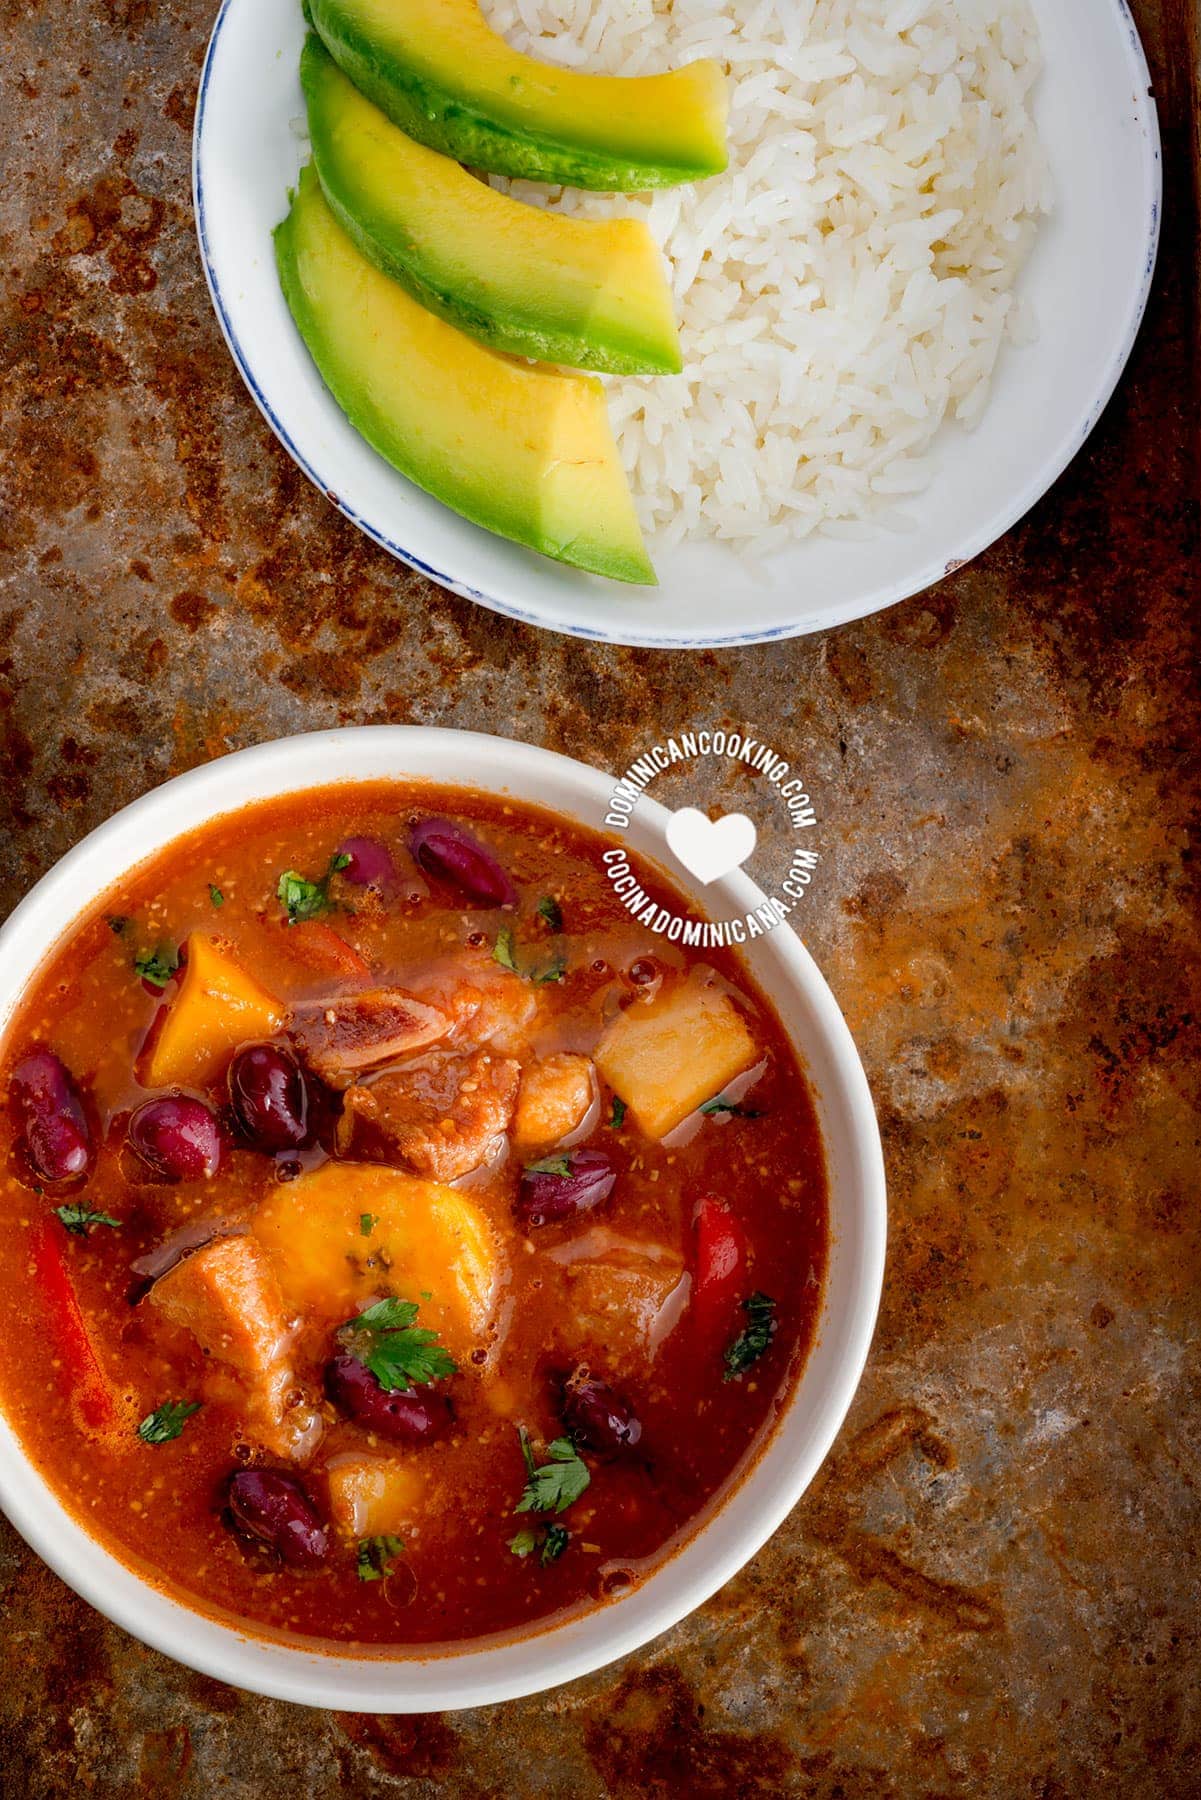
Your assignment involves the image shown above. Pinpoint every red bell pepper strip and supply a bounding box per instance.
[692,1197,749,1349]
[30,1218,117,1432]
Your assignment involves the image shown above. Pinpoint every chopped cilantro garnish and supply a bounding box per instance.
[493,926,520,974]
[137,1400,201,1444]
[530,953,566,986]
[208,884,224,908]
[134,944,179,989]
[514,1427,590,1516]
[700,1095,763,1119]
[524,1155,572,1177]
[723,1293,777,1380]
[608,1096,627,1130]
[356,1534,405,1582]
[338,1297,457,1391]
[536,896,562,933]
[510,1522,570,1566]
[493,927,566,986]
[360,1213,376,1237]
[54,1204,121,1238]
[277,852,351,924]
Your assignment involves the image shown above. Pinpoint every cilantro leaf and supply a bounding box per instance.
[356,1534,405,1582]
[360,1213,376,1237]
[608,1096,627,1130]
[338,1297,457,1391]
[493,927,567,986]
[539,1522,570,1564]
[134,944,179,989]
[54,1204,121,1238]
[524,1155,571,1177]
[277,852,350,924]
[493,926,520,974]
[537,896,562,933]
[530,953,567,986]
[700,1095,763,1119]
[137,1400,201,1444]
[208,884,224,908]
[510,1522,570,1566]
[514,1428,590,1516]
[723,1293,778,1380]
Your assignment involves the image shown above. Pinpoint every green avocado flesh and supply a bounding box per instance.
[302,36,681,375]
[275,165,655,585]
[306,0,729,190]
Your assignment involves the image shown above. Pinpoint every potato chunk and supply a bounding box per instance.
[251,1163,502,1358]
[144,934,286,1089]
[291,987,451,1081]
[512,1054,596,1152]
[326,1455,424,1538]
[595,975,757,1139]
[338,1049,519,1182]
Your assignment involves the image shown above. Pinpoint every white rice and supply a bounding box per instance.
[482,0,1052,549]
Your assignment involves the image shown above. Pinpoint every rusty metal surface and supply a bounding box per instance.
[0,0,1198,1793]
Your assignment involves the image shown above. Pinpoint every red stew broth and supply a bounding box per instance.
[0,782,828,1651]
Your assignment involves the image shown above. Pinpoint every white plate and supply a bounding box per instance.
[0,728,885,1708]
[194,0,1160,648]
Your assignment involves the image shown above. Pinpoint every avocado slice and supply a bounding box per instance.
[302,36,681,375]
[275,165,655,586]
[306,0,728,190]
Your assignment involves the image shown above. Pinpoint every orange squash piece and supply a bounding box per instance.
[144,933,287,1089]
[326,1454,424,1538]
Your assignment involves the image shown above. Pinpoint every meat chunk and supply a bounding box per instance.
[403,959,540,1054]
[147,1236,320,1459]
[512,1054,597,1152]
[561,1243,687,1374]
[149,1235,288,1374]
[291,987,450,1081]
[338,1049,520,1182]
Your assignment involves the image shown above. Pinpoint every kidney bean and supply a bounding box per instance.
[324,1353,453,1446]
[337,836,395,890]
[128,1096,222,1181]
[408,817,517,908]
[10,1052,92,1182]
[228,1043,309,1153]
[225,1468,329,1568]
[562,1371,642,1456]
[514,1148,616,1229]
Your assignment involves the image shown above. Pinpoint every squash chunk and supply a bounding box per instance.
[145,934,286,1089]
[326,1454,424,1538]
[251,1163,502,1358]
[595,978,757,1139]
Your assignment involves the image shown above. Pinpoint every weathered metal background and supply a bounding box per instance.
[1,1,1198,1793]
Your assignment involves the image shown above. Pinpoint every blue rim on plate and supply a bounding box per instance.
[192,0,1163,649]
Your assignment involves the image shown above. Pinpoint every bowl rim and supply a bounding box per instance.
[192,0,1162,649]
[0,727,886,1709]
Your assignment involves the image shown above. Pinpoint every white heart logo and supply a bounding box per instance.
[666,807,758,887]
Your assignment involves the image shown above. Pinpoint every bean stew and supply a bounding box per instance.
[0,783,828,1651]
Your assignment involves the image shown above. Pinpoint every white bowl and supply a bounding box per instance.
[194,0,1159,648]
[0,728,885,1710]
